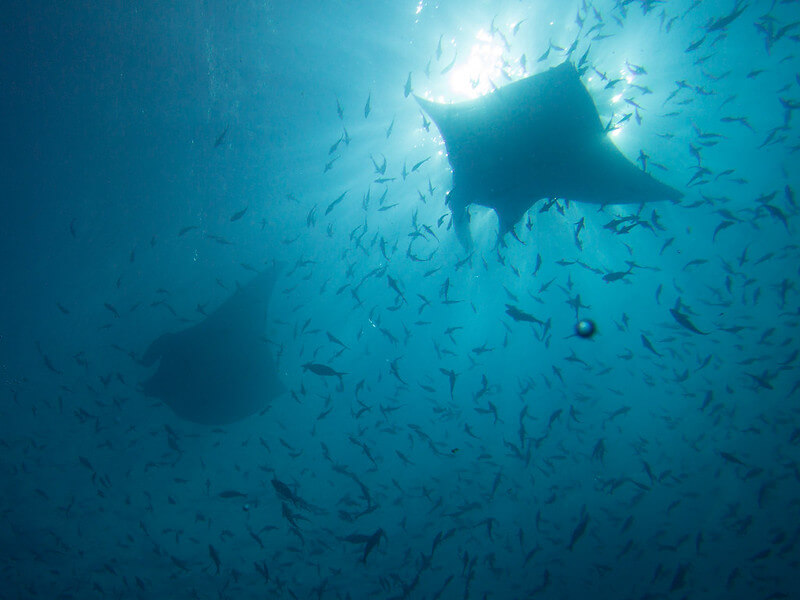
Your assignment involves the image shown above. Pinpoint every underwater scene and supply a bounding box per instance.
[2,0,799,598]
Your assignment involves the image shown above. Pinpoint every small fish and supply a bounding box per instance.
[505,305,543,325]
[324,156,340,173]
[705,1,749,32]
[537,44,551,63]
[171,556,190,572]
[567,513,589,550]
[440,51,458,75]
[208,544,221,574]
[361,529,386,564]
[685,36,706,52]
[254,560,270,582]
[670,307,707,335]
[364,92,371,118]
[302,363,347,378]
[326,332,348,349]
[683,258,708,270]
[532,253,542,275]
[214,124,230,148]
[104,303,120,318]
[641,334,662,357]
[411,157,431,172]
[404,72,412,98]
[325,191,348,215]
[713,221,736,241]
[719,451,745,466]
[178,225,198,236]
[329,136,344,154]
[218,490,247,498]
[230,207,248,222]
[420,111,431,132]
[670,563,689,591]
[603,268,632,283]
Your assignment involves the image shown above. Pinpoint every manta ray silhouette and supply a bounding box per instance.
[139,268,284,425]
[415,61,683,248]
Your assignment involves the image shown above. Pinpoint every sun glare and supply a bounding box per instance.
[447,30,508,99]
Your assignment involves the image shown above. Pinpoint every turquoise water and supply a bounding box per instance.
[2,0,799,598]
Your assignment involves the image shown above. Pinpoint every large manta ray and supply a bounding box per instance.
[139,268,283,425]
[415,61,683,248]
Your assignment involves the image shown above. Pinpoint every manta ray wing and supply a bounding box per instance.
[140,268,284,424]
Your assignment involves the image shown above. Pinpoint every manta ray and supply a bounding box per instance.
[139,267,284,425]
[415,61,682,248]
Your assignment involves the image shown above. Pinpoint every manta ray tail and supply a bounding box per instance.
[446,190,473,250]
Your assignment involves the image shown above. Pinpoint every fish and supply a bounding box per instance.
[325,191,348,215]
[361,528,386,563]
[719,451,746,466]
[254,560,269,582]
[178,225,198,236]
[214,124,230,148]
[602,268,633,283]
[415,62,681,248]
[505,305,544,325]
[218,490,247,498]
[208,544,221,574]
[420,111,431,131]
[412,157,431,172]
[641,334,662,357]
[670,563,689,591]
[705,1,749,32]
[440,51,458,75]
[302,363,347,379]
[567,512,589,550]
[171,556,190,572]
[440,368,457,400]
[713,220,735,241]
[272,478,311,510]
[230,206,248,222]
[670,305,708,335]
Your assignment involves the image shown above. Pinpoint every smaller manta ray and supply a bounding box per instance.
[415,61,682,248]
[139,267,284,425]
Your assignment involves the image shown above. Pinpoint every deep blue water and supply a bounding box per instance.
[2,0,799,598]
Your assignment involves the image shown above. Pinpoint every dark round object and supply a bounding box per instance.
[576,319,596,338]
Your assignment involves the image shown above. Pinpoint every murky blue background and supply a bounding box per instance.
[2,0,798,598]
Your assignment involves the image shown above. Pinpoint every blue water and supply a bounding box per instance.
[2,0,799,598]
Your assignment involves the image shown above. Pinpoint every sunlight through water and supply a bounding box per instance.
[447,30,511,99]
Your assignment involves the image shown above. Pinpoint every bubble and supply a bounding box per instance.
[576,319,596,338]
